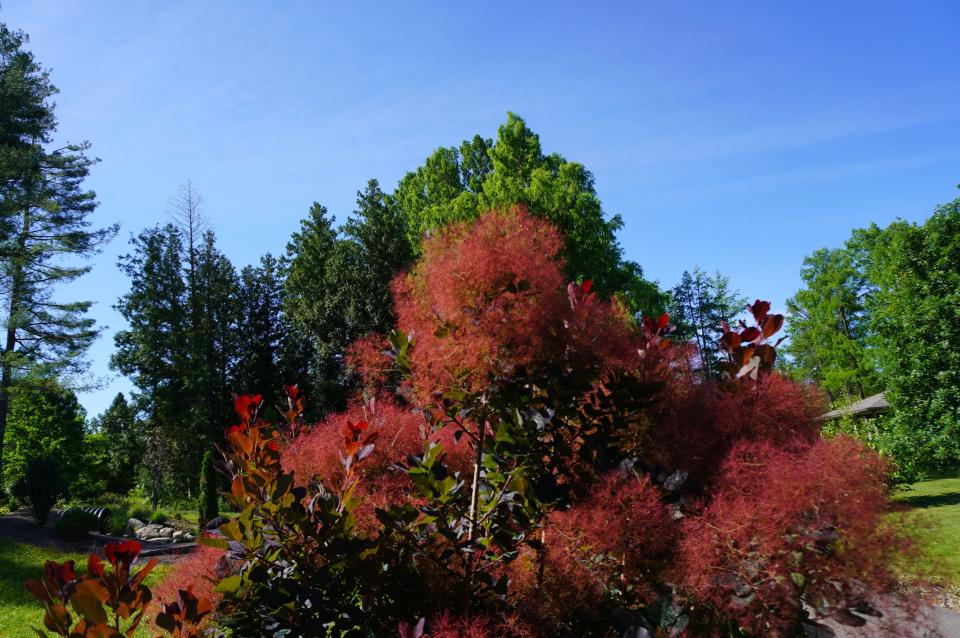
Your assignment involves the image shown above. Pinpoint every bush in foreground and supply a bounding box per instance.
[28,208,919,637]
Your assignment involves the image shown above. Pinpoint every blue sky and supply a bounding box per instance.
[3,1,959,417]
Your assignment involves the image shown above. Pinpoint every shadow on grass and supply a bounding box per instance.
[899,491,960,509]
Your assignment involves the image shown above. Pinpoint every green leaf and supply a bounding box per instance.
[214,574,243,594]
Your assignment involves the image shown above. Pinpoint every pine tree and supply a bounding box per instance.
[234,254,304,411]
[112,224,189,494]
[669,268,746,379]
[282,203,342,412]
[0,24,117,482]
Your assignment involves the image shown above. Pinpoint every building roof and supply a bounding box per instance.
[819,392,890,420]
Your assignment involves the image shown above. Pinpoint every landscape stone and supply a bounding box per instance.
[127,518,146,531]
[205,516,227,530]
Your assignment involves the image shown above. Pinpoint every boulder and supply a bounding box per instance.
[127,518,146,532]
[159,527,174,538]
[205,516,227,530]
[172,530,185,540]
[135,524,162,540]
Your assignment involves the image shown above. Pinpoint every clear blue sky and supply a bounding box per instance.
[3,1,959,418]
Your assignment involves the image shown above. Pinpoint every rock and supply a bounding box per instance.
[663,470,688,492]
[184,533,195,541]
[147,537,168,543]
[159,527,174,538]
[205,516,227,530]
[127,518,146,531]
[172,530,185,540]
[135,524,161,540]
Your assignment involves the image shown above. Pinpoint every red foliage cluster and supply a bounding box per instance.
[511,472,674,631]
[346,333,395,390]
[153,545,226,610]
[280,395,476,529]
[393,206,638,399]
[282,396,424,485]
[646,373,827,489]
[399,610,536,638]
[678,436,905,635]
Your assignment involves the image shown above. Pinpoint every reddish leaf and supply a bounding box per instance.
[739,327,761,343]
[24,578,51,604]
[70,582,108,624]
[735,345,756,367]
[756,344,777,366]
[232,393,263,422]
[87,554,104,579]
[104,540,141,568]
[657,313,669,330]
[720,331,742,352]
[748,299,771,322]
[43,604,71,633]
[44,560,76,589]
[761,313,785,338]
[581,279,592,295]
[130,558,158,589]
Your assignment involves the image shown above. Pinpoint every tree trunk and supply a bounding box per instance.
[464,414,487,615]
[0,323,15,484]
[0,214,29,483]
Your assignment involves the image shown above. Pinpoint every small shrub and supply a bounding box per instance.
[54,509,100,540]
[150,509,168,524]
[107,509,130,535]
[129,504,151,520]
[24,457,60,526]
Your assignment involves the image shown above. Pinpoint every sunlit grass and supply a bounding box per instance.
[0,538,169,638]
[895,472,960,586]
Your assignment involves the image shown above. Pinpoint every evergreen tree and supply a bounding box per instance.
[668,268,746,379]
[282,203,342,412]
[197,449,218,529]
[184,230,239,479]
[112,224,189,494]
[283,183,416,412]
[341,179,414,335]
[234,255,286,407]
[114,183,242,495]
[0,24,116,481]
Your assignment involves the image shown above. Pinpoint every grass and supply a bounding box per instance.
[895,472,960,586]
[0,537,169,637]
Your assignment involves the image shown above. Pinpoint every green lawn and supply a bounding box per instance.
[895,473,960,586]
[0,538,169,638]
